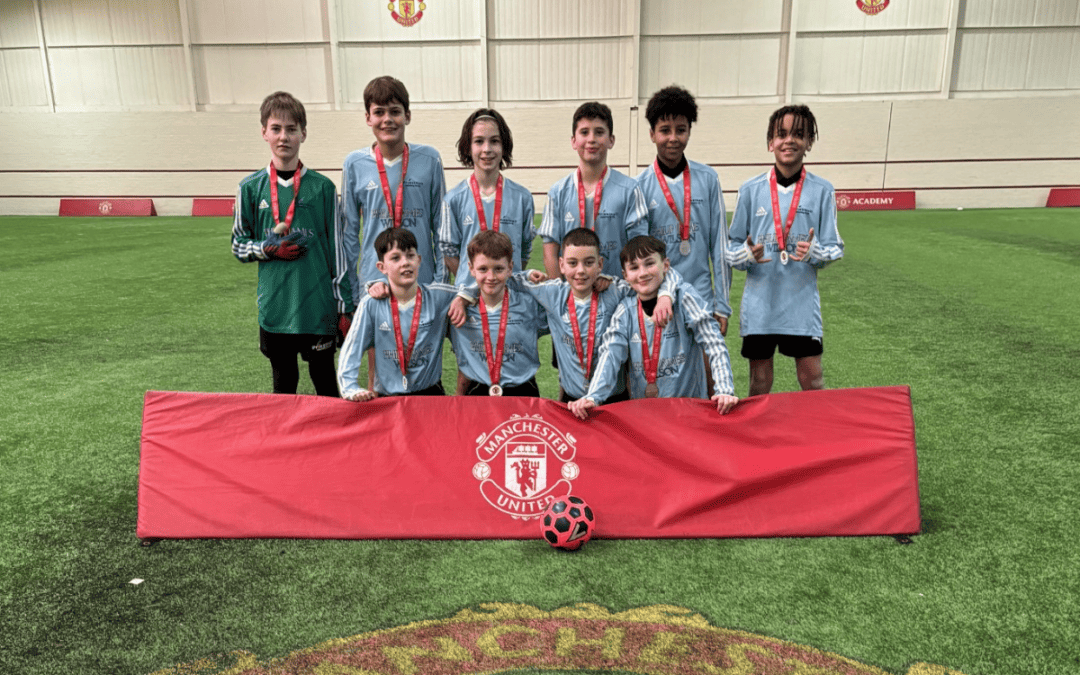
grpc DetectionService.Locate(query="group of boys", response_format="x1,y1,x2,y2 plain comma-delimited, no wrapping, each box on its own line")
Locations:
231,76,843,418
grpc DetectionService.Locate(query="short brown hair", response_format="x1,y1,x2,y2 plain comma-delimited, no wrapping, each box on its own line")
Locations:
456,108,514,169
374,228,418,261
572,102,613,136
467,230,513,264
364,76,410,113
620,235,667,269
561,228,601,252
260,91,306,130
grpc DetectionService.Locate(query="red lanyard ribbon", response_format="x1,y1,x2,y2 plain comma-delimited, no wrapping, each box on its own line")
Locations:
576,166,607,230
636,300,663,385
269,162,302,233
769,167,806,251
477,288,510,386
374,144,410,228
389,288,423,379
653,160,691,244
469,174,503,232
567,291,599,379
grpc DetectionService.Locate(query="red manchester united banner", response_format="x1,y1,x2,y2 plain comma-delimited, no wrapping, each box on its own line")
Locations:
137,387,920,539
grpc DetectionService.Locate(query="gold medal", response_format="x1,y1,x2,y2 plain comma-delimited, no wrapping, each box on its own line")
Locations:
645,382,659,398
679,239,691,255
272,222,288,235
489,384,503,397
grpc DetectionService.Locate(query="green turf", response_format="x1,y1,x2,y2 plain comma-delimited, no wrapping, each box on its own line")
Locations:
1,210,1078,675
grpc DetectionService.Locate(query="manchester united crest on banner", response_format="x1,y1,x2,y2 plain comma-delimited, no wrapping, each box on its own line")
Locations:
388,0,425,27
856,0,889,15
473,414,579,519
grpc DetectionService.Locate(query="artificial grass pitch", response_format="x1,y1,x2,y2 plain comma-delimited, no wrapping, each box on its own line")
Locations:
0,210,1078,675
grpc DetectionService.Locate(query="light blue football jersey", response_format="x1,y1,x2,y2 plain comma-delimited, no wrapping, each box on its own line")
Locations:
341,143,447,289
460,271,680,400
337,282,461,398
636,159,732,318
584,277,735,402
449,289,548,388
726,170,843,337
537,168,648,278
438,176,535,286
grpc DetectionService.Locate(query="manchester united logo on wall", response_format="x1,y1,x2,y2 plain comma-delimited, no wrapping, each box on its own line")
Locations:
856,0,889,15
388,0,425,27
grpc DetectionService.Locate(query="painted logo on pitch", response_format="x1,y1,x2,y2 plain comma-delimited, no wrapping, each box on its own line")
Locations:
388,0,425,27
473,414,578,519
149,603,971,675
857,0,889,15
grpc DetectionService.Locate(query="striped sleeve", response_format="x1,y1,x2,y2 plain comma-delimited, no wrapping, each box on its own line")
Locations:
626,184,649,238
807,187,844,269
681,285,735,396
709,173,732,317
330,187,355,313
231,181,268,262
583,301,631,404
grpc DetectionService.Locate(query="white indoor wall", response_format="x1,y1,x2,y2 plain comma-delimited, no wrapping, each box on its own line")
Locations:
4,0,1078,112
1,0,1079,213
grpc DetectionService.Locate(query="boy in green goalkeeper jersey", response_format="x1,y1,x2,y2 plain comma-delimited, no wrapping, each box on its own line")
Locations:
231,91,356,396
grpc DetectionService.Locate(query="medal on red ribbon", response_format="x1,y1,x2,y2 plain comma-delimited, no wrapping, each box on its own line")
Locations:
567,291,599,386
269,162,302,235
637,300,663,398
374,144,410,228
653,160,692,256
576,166,607,230
769,166,806,266
478,288,510,396
389,288,422,392
469,174,503,232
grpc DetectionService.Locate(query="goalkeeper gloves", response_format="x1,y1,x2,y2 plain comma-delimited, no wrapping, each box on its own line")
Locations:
337,313,352,346
263,230,306,261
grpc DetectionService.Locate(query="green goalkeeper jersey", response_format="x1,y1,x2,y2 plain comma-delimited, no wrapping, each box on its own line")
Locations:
231,165,355,335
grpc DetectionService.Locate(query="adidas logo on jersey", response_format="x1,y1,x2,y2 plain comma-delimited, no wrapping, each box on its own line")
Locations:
564,212,575,223
378,321,392,332
259,199,270,209
464,216,474,226
649,199,658,209
631,333,642,344
756,206,767,217
366,181,379,190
